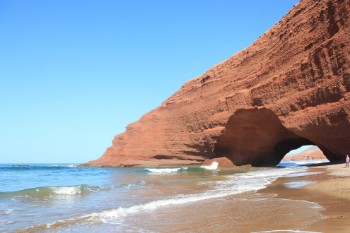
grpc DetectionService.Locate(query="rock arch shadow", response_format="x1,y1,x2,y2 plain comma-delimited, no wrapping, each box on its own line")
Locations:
214,108,324,166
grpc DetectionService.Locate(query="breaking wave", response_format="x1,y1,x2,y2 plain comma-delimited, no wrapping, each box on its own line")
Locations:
200,161,219,170
145,167,188,174
145,162,219,175
0,185,95,199
50,186,90,195
23,167,304,230
0,164,79,171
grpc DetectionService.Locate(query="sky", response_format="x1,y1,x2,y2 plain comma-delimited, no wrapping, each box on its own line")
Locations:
0,0,300,163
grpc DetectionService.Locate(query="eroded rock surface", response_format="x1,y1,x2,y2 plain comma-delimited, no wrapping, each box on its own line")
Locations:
87,0,350,167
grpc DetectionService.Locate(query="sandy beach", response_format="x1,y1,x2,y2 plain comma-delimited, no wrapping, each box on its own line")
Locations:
304,164,350,199
3,162,350,233
261,163,350,233
305,164,350,233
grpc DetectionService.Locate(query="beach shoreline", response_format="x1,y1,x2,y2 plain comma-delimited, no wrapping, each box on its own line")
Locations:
258,163,350,233
3,162,350,232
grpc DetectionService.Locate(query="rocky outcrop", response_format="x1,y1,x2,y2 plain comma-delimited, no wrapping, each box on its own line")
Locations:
86,0,350,167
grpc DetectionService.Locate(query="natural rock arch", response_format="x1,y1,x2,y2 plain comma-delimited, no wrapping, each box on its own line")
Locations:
86,0,350,168
213,108,337,166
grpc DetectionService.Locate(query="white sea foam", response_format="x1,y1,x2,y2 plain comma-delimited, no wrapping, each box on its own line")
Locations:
200,161,219,170
236,167,305,179
4,209,14,215
80,167,301,223
277,198,324,210
51,187,82,195
49,164,78,168
146,161,219,174
50,185,90,195
37,167,305,229
294,160,328,165
278,160,328,167
285,171,322,178
145,167,188,174
284,180,316,189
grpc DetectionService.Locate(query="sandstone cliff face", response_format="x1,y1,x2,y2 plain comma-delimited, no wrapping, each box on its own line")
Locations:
87,0,350,167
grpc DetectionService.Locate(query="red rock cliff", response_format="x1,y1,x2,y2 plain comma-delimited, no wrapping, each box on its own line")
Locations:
87,0,350,167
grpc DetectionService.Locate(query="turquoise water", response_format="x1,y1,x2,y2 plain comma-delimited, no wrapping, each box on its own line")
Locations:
0,163,325,232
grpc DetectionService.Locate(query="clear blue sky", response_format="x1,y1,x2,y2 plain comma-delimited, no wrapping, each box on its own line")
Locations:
0,0,299,163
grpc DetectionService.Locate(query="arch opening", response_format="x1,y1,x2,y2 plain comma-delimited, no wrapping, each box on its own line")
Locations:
213,108,332,167
279,145,329,166
286,145,316,156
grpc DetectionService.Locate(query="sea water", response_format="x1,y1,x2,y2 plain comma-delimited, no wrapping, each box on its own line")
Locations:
0,162,325,232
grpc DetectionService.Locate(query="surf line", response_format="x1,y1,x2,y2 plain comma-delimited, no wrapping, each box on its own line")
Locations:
32,167,305,229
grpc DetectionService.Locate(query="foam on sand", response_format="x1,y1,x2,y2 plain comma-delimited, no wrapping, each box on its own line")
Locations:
284,180,316,189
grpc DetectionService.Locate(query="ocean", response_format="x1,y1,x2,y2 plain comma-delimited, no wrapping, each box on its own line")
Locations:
0,162,326,233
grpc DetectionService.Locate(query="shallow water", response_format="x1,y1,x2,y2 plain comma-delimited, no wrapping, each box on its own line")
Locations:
0,163,325,232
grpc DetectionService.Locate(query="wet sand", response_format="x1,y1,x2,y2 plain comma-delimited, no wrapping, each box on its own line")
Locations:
12,164,350,233
122,191,324,233
261,164,350,233
121,167,330,233
304,164,350,233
